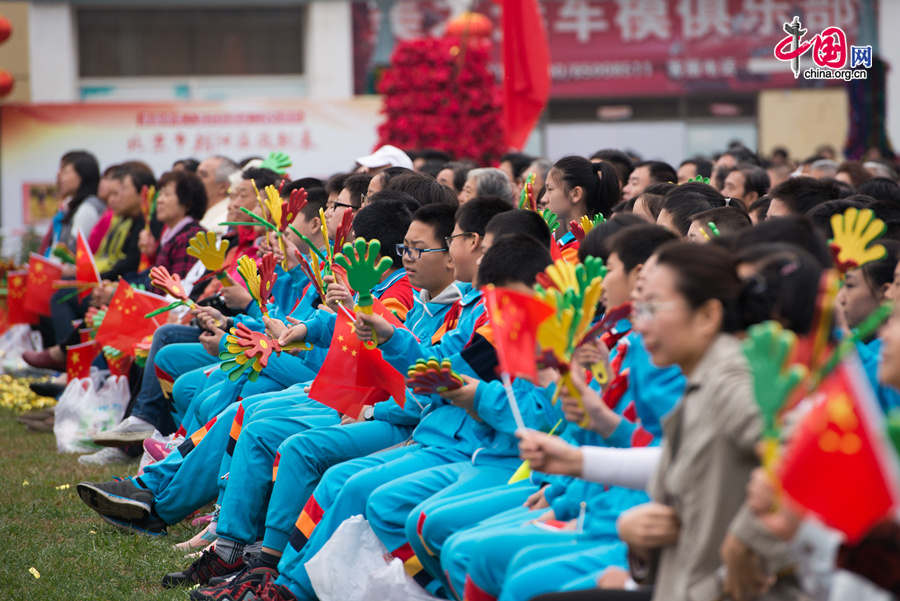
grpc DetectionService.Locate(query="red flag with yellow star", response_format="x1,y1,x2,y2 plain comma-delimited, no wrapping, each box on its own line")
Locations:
483,285,554,383
66,340,100,380
779,358,900,541
94,280,169,353
308,302,405,418
24,254,63,316
75,230,101,300
6,270,38,325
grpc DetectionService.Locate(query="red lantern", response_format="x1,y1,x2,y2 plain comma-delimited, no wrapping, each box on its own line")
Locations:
0,16,12,44
445,12,493,39
0,70,14,97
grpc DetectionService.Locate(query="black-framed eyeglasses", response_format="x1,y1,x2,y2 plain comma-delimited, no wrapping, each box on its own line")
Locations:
444,232,475,246
395,244,448,261
327,200,359,211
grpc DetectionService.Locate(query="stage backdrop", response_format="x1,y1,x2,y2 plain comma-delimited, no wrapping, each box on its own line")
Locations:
0,97,381,236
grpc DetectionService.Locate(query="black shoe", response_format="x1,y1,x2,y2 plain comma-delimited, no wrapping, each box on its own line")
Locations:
162,548,245,589
29,381,65,398
189,565,278,601
97,511,167,537
76,479,153,521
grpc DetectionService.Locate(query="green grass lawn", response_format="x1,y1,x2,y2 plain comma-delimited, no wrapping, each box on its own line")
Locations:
0,409,201,601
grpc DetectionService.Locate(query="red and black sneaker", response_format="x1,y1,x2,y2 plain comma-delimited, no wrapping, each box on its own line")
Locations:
161,548,244,588
189,565,278,601
254,580,298,601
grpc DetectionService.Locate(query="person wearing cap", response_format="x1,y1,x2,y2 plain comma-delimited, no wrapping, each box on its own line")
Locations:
356,144,415,173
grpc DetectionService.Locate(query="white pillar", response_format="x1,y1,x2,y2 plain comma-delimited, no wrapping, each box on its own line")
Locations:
27,1,78,102
880,0,900,153
305,0,354,99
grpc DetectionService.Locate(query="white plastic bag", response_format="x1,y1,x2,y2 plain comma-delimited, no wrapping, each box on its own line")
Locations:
53,375,130,453
305,515,436,601
0,324,42,375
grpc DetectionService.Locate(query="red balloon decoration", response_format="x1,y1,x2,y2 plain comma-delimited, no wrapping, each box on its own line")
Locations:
445,12,493,39
0,15,12,44
0,71,14,97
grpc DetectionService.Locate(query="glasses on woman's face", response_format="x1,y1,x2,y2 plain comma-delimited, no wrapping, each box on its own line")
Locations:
632,299,680,323
395,244,448,261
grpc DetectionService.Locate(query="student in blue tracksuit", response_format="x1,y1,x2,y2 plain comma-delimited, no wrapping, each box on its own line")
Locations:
180,201,509,594
249,235,555,601
74,199,408,535
543,156,618,255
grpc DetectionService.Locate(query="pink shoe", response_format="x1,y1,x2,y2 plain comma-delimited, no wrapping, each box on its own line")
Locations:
143,437,175,462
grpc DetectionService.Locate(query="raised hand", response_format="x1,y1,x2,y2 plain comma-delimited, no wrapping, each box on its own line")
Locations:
333,238,393,307
829,207,887,272
742,321,807,440
187,231,230,272
259,151,292,174
541,209,560,234
281,187,308,230
406,357,465,395
149,266,189,301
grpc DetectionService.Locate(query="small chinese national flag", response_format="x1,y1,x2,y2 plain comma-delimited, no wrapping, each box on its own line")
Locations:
94,280,169,353
308,301,406,418
483,285,554,383
6,271,38,325
75,230,101,300
66,340,100,380
24,254,63,316
779,358,900,542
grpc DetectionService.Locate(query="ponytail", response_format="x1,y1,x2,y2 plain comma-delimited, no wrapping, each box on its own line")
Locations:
552,156,619,219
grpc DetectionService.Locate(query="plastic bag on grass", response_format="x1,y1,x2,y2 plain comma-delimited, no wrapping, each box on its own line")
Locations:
305,514,436,601
53,375,129,453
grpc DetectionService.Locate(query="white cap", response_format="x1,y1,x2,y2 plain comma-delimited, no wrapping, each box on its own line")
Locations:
356,144,414,170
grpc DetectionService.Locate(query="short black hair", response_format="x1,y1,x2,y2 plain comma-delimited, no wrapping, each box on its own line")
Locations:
419,159,445,179
157,170,207,221
605,224,678,273
805,197,869,238
292,177,324,190
858,177,900,204
861,239,900,292
116,161,156,194
301,188,328,220
455,197,512,237
499,152,535,180
670,181,726,207
734,215,832,267
578,213,646,262
679,157,713,179
485,210,552,249
342,173,373,207
869,199,900,240
351,199,412,268
326,172,349,196
691,207,752,237
736,164,771,199
242,167,280,191
590,149,634,185
173,158,199,172
386,172,458,207
635,160,677,185
440,161,475,192
770,176,842,214
367,189,420,214
660,193,712,235
413,148,452,163
748,196,771,222
477,234,552,287
412,203,456,249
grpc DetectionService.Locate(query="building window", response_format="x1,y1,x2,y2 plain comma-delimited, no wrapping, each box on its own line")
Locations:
77,7,306,77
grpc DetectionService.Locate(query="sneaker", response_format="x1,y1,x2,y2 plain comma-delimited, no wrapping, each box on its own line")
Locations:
93,416,155,446
189,565,278,601
97,511,168,537
77,447,135,466
162,548,244,588
250,580,297,601
76,478,153,521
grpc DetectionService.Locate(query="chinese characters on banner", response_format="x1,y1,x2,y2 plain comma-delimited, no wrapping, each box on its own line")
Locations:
351,0,865,98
